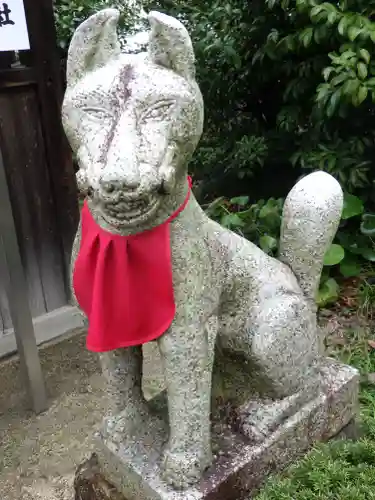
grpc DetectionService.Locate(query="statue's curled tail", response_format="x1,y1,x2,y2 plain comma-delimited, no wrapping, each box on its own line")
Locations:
279,171,343,305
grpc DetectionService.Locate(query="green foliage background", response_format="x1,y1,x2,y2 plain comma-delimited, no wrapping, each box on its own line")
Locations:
171,0,375,203
54,0,375,200
54,0,375,300
53,0,144,51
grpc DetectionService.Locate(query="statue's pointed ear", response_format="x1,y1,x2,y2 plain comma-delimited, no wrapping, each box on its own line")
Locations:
66,9,121,88
148,11,196,81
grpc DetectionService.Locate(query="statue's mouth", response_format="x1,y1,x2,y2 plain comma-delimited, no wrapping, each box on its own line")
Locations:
101,196,161,227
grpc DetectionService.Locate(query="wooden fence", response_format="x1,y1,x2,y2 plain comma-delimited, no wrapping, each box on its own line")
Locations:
0,0,82,410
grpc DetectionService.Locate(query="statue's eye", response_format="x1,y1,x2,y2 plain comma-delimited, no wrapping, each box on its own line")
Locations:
81,107,113,121
141,102,174,121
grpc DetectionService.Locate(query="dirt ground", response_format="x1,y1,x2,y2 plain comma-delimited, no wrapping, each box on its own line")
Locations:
0,330,165,500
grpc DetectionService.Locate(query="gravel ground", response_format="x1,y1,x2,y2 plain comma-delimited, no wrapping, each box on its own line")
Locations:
0,330,165,500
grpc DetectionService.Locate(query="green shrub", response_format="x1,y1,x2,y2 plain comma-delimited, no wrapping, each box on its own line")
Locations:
205,196,283,257
54,0,375,206
205,191,375,306
53,0,143,51
54,0,105,50
146,0,375,205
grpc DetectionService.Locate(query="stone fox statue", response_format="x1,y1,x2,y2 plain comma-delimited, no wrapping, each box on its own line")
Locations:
62,9,343,490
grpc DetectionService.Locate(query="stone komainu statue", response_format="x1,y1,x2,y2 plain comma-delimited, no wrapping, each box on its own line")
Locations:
62,9,343,490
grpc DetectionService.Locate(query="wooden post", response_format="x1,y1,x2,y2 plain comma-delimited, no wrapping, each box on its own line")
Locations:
22,0,79,289
0,146,47,414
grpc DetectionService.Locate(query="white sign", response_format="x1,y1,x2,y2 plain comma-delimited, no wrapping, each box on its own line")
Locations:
0,0,30,51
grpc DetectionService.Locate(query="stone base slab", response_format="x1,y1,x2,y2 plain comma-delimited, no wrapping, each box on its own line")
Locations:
90,359,358,500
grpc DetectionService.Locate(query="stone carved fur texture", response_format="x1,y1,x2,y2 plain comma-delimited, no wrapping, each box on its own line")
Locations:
62,9,343,490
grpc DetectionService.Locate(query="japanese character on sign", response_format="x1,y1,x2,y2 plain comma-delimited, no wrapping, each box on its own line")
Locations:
0,3,15,27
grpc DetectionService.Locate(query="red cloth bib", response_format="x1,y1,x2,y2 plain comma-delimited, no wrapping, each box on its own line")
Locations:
73,178,191,352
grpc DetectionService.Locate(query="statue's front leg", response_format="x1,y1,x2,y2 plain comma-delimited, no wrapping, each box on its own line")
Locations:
158,318,216,489
99,346,149,442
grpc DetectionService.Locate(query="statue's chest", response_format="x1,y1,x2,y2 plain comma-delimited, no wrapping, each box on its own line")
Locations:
169,220,226,307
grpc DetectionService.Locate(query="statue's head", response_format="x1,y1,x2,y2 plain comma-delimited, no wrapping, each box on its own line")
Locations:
62,9,203,230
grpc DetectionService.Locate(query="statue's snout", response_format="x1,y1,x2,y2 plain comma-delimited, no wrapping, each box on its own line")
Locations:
99,168,141,195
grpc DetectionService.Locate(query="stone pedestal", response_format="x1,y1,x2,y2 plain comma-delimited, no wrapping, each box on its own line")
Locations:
74,358,359,500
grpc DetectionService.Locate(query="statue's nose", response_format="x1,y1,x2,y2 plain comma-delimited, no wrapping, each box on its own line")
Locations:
99,170,140,193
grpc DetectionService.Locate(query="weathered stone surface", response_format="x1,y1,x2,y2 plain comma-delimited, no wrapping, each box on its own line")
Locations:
74,359,358,500
63,6,356,492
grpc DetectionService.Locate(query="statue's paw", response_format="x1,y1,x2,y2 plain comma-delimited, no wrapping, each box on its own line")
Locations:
161,447,212,490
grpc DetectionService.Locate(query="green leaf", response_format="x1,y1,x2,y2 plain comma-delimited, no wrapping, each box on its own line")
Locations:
259,201,278,219
339,255,362,277
342,193,364,219
357,62,368,80
259,235,278,253
316,83,331,103
360,248,375,262
337,230,365,251
221,213,245,229
359,48,371,64
230,196,249,207
257,200,281,231
326,155,336,171
316,277,340,307
310,5,323,20
323,244,345,266
361,214,375,236
357,86,368,105
348,26,361,41
331,73,348,86
327,89,341,117
323,66,334,81
205,197,226,217
338,17,348,36
342,78,360,96
300,27,313,47
327,11,337,24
